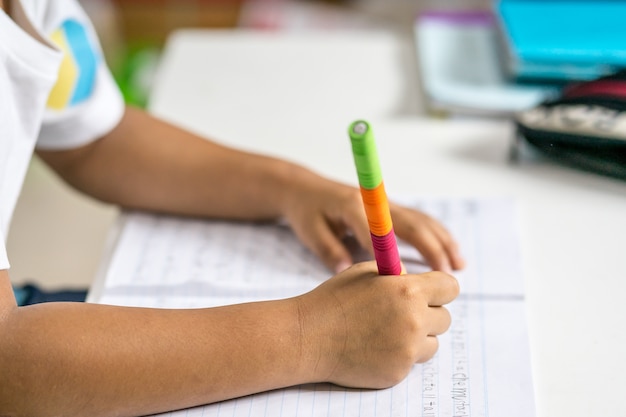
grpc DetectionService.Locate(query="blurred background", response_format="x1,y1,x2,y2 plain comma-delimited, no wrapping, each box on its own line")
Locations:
3,0,535,291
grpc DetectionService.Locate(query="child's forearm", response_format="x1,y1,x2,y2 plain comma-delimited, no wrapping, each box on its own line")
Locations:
36,106,310,221
0,292,308,417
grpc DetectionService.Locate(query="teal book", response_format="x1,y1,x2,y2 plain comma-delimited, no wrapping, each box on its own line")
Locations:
496,0,626,80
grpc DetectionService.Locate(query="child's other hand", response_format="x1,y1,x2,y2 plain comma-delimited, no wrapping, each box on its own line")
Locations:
295,261,459,388
282,177,465,274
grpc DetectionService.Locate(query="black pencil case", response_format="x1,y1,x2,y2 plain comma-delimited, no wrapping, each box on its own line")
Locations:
514,70,626,180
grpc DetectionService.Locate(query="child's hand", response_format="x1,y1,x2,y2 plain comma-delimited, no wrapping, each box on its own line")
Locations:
295,261,459,388
282,176,465,274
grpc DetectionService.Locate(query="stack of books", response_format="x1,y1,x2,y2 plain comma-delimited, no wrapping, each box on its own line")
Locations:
415,1,626,116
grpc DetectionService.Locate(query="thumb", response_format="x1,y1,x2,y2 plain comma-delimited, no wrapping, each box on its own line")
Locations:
296,216,353,273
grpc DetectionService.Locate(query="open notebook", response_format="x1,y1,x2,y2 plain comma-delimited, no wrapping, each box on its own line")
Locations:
93,197,535,417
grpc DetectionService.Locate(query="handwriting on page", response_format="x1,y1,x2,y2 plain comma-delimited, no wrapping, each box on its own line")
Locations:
99,198,535,417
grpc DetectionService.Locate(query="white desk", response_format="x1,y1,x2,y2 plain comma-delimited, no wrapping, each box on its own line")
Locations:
101,29,626,416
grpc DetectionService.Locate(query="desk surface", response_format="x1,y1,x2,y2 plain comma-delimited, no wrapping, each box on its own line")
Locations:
103,29,626,417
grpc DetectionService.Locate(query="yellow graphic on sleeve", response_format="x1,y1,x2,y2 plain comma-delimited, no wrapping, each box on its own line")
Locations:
47,29,78,110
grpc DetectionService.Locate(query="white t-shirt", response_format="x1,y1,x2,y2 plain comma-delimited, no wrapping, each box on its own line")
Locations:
0,0,124,270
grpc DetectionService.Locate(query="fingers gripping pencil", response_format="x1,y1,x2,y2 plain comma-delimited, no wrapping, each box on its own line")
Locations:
348,120,402,275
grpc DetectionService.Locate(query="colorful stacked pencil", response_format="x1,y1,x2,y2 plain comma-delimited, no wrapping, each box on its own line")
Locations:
348,120,402,275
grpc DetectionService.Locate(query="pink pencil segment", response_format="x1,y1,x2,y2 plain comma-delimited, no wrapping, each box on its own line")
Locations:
370,230,402,275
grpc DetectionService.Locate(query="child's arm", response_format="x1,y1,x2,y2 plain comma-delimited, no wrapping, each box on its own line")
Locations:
0,264,458,417
37,106,464,273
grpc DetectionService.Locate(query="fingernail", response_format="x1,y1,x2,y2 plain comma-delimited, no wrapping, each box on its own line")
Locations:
334,260,352,274
454,252,466,270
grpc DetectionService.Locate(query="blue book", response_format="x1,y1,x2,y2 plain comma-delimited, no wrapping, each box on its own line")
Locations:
496,0,626,80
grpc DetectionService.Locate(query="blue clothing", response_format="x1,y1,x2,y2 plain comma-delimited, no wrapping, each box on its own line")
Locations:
13,286,29,306
12,284,87,306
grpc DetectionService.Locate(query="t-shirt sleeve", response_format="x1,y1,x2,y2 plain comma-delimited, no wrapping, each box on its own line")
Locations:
35,1,124,150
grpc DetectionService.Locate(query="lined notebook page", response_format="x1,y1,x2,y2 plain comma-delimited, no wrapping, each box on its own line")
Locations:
97,198,535,417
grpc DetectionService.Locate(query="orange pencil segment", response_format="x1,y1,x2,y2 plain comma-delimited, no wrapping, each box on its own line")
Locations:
359,184,393,236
